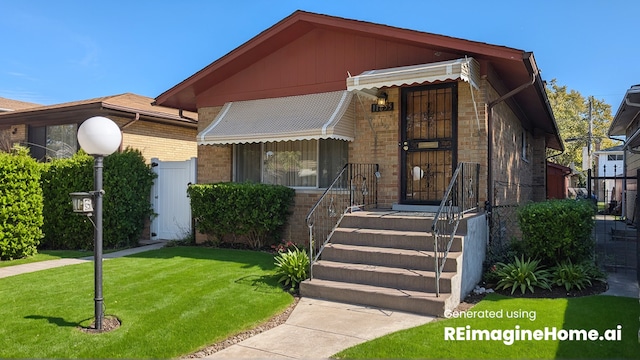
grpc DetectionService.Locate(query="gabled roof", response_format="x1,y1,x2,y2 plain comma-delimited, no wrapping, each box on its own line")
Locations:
155,10,561,150
0,93,197,128
0,97,41,112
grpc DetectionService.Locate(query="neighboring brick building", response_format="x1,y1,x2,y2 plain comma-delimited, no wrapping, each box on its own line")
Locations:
155,11,562,245
0,93,197,162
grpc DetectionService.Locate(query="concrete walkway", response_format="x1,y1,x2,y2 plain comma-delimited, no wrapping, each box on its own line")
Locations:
205,297,434,359
0,242,166,279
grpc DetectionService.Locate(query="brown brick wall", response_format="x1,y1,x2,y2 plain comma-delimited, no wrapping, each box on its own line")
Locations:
350,88,400,208
457,82,489,205
0,124,28,150
487,85,545,206
194,106,234,244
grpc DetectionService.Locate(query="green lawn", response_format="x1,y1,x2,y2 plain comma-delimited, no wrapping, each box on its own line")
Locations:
0,249,92,268
335,294,640,359
0,246,293,358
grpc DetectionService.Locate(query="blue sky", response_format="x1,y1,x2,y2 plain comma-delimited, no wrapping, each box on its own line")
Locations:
1,0,638,114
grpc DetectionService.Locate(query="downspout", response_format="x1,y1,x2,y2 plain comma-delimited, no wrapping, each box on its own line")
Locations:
121,112,140,130
119,112,140,152
178,109,197,122
487,70,537,207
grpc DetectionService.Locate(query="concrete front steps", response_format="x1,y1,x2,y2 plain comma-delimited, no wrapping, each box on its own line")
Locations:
300,211,464,317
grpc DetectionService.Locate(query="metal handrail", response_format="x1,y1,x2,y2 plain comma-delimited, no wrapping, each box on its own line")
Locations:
306,163,379,279
431,162,480,296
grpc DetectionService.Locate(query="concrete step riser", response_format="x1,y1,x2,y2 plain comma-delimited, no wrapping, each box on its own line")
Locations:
331,230,463,252
342,214,469,235
312,264,452,293
321,246,458,272
340,216,431,232
300,281,446,317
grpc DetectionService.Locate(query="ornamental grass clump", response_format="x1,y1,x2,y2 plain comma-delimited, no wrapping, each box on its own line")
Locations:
274,245,309,293
495,256,552,294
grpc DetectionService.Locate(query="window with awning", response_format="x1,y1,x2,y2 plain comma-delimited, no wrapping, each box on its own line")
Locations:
346,57,480,92
197,90,355,144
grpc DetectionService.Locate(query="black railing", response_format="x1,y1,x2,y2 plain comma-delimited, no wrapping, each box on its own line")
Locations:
431,162,480,296
305,163,379,278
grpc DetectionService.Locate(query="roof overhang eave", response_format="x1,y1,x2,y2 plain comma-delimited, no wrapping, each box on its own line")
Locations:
608,85,640,137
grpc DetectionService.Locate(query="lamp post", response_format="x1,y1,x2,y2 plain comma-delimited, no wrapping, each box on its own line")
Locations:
76,116,122,331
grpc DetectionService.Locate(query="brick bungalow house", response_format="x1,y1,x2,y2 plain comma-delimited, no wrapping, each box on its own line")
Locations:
0,93,197,162
155,11,562,315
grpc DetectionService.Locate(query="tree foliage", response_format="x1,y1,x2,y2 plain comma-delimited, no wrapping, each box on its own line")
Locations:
546,79,617,172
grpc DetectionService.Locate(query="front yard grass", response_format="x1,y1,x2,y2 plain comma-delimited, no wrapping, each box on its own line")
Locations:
335,294,640,359
0,246,293,358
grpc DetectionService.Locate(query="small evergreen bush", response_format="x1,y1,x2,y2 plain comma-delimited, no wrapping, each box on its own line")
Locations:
0,147,44,260
188,182,295,249
518,199,595,266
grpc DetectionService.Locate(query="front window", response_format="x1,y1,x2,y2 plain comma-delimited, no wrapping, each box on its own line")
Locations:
28,124,78,161
235,139,348,188
46,124,77,159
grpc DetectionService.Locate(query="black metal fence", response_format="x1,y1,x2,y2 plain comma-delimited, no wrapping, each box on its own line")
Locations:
587,168,638,282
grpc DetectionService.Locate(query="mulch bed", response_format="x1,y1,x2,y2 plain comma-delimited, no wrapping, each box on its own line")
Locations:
79,316,122,334
457,280,608,312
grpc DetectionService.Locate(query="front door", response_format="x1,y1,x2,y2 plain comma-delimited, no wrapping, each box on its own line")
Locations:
400,83,457,204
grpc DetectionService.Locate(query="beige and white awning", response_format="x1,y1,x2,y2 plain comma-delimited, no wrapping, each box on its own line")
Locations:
198,91,355,145
347,57,480,91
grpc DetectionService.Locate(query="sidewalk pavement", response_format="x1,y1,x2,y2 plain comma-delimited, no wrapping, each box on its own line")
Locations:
602,269,640,299
0,242,166,279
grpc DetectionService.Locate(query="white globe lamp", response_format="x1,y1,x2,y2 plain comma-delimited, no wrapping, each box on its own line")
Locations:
78,116,122,156
76,115,121,331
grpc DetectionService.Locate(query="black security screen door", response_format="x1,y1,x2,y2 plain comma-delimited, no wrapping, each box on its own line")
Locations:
400,83,457,204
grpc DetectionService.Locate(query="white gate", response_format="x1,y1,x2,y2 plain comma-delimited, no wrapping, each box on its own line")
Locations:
150,157,197,240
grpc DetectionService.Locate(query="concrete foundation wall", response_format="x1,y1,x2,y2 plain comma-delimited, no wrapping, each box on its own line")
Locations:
460,213,488,298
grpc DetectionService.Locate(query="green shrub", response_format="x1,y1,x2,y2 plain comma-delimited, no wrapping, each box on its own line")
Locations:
40,149,155,250
188,182,295,249
495,256,552,294
102,149,156,248
551,260,593,291
40,152,93,250
274,245,310,292
518,199,595,266
0,147,44,260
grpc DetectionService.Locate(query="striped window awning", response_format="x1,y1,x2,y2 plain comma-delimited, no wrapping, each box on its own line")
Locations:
198,90,355,145
347,57,480,91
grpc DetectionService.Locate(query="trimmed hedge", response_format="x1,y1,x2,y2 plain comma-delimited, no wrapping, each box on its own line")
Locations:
517,199,595,266
40,149,155,250
188,183,295,249
0,148,44,260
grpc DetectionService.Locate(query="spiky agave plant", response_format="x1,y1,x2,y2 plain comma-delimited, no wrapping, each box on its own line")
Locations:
495,256,552,294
